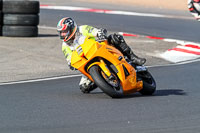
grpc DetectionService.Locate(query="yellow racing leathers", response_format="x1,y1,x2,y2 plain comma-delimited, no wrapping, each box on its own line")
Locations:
62,25,100,65
61,25,103,93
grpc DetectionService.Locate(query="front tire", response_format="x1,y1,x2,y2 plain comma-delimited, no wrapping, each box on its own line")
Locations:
89,65,123,98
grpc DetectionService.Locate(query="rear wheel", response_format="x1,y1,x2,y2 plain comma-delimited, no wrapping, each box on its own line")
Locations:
89,65,123,98
138,71,156,95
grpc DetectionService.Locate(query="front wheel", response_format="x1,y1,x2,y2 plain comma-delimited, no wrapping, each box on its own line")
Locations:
89,65,123,98
138,71,156,95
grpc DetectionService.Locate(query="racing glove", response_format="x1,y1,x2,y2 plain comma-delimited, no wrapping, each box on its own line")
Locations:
96,28,108,42
68,62,77,71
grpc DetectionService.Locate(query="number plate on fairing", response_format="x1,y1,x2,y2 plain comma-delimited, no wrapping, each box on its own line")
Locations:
76,46,83,55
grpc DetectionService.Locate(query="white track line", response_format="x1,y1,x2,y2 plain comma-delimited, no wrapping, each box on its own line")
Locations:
40,5,164,18
40,5,191,19
1,58,199,86
0,74,82,86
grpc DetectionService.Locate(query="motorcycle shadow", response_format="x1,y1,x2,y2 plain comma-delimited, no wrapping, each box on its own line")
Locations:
89,89,186,99
154,89,187,96
122,89,187,99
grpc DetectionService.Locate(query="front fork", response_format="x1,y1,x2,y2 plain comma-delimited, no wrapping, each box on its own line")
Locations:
87,58,112,78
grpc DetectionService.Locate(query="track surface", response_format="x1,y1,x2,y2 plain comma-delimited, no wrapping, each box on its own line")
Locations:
1,6,200,133
1,62,200,133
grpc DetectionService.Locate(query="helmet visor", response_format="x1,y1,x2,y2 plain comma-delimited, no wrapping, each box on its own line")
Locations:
59,29,70,40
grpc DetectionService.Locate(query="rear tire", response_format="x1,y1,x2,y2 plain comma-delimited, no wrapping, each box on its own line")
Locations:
89,65,123,98
138,71,156,95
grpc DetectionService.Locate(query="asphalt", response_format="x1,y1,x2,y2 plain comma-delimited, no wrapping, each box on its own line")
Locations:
0,61,200,133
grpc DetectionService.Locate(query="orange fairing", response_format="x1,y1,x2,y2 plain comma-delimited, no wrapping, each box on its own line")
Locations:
71,37,143,94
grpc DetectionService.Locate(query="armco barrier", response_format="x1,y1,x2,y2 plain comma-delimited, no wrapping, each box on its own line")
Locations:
1,0,40,37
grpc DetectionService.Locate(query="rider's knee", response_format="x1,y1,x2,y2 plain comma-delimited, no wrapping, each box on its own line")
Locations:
108,33,125,45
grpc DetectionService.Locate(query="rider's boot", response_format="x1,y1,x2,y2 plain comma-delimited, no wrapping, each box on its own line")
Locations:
79,75,97,93
108,33,146,66
128,50,146,66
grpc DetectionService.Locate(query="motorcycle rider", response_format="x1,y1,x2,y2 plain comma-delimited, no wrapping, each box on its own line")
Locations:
188,0,200,21
57,17,146,93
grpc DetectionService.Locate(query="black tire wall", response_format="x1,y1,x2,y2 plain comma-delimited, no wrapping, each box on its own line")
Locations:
3,26,38,37
0,11,2,24
0,0,2,10
3,1,39,14
0,6,2,36
0,25,2,36
1,0,40,37
3,14,39,26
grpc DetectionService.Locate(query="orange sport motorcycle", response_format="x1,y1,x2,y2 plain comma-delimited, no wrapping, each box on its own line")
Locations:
71,36,156,98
